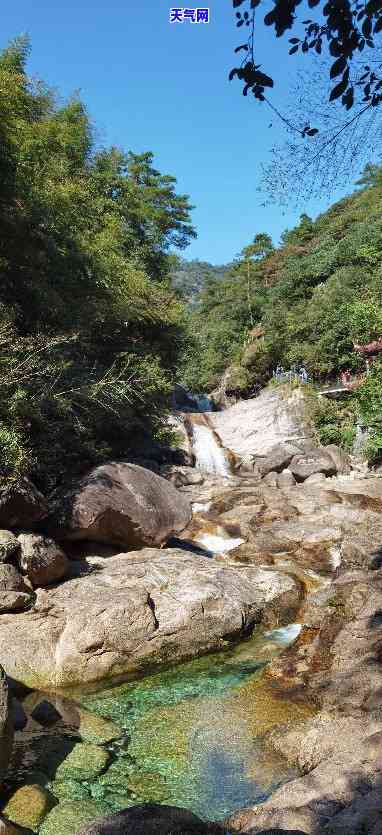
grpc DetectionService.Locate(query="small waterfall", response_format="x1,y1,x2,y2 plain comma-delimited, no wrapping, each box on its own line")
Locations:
190,417,232,476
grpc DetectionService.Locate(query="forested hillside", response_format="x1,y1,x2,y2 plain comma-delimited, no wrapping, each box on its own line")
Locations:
170,258,232,304
181,172,382,459
0,38,195,490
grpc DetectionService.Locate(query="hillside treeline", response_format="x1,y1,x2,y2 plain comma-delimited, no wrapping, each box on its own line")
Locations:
0,38,195,490
181,170,382,459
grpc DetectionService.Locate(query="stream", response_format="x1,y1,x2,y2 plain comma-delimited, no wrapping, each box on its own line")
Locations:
5,625,313,829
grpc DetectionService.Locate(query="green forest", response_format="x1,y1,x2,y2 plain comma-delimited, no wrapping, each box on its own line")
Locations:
1,37,382,489
180,169,382,459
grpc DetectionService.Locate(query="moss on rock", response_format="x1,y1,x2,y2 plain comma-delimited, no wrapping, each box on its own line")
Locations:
54,744,110,782
2,784,56,831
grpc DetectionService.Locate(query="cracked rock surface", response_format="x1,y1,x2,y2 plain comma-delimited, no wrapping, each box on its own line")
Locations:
0,549,300,689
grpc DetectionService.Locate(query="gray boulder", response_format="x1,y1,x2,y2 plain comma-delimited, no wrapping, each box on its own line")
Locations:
0,564,32,613
0,549,299,689
47,463,192,548
0,531,19,563
290,449,337,482
76,804,224,835
0,477,48,528
0,667,13,785
255,443,300,477
17,534,69,588
324,444,351,475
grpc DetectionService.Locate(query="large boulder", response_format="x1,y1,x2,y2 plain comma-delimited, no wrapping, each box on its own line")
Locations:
75,804,224,835
0,477,48,528
17,534,70,588
290,449,337,481
0,549,300,689
0,667,13,785
47,463,192,548
210,388,312,462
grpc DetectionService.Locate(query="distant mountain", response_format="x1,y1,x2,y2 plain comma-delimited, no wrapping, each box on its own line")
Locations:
170,258,233,304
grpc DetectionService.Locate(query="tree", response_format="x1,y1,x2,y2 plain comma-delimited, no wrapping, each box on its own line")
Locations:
230,1,382,199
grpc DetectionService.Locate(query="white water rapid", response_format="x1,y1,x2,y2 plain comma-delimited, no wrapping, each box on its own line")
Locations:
191,421,232,476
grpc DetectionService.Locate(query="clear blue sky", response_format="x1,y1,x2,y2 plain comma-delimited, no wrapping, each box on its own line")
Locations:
2,0,354,264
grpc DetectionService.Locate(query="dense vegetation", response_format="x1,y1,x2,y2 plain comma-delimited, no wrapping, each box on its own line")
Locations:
181,173,382,460
171,259,232,305
0,38,195,491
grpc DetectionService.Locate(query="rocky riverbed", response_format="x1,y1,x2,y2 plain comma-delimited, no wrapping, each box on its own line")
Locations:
0,427,382,834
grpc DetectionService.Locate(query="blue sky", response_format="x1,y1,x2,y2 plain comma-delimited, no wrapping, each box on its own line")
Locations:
2,0,356,263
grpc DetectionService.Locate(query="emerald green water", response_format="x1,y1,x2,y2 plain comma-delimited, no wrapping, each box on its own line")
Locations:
5,626,313,828
77,627,312,821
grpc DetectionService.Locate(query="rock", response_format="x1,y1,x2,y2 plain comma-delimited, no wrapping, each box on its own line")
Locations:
12,698,27,731
0,549,300,688
75,804,224,835
262,472,279,487
2,784,56,831
54,743,111,782
303,472,327,485
0,477,48,528
324,444,351,475
290,449,337,481
0,816,26,835
226,731,382,834
160,465,204,488
17,534,70,588
0,565,32,613
277,470,296,489
0,531,19,563
0,667,13,785
40,801,109,835
255,443,300,477
31,699,62,727
47,697,122,744
47,463,192,548
210,388,312,462
0,592,32,614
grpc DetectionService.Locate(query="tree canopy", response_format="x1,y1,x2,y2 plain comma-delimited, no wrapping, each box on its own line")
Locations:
0,37,195,489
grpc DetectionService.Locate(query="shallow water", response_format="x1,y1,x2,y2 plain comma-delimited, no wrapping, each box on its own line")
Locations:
78,626,312,821
4,626,313,827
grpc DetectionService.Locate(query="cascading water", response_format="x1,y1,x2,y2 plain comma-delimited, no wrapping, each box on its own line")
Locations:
191,419,232,476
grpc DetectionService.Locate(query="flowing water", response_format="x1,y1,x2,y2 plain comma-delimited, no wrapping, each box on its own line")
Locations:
190,421,232,477
5,626,313,829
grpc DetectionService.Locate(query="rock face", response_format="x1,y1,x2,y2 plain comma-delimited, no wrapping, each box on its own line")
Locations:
254,443,300,477
210,388,312,462
17,534,70,588
47,463,192,548
0,549,300,688
0,477,48,528
76,804,225,835
0,666,13,785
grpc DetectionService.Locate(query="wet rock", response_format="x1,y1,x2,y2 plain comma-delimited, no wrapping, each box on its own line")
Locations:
0,477,48,528
0,667,13,785
17,534,70,588
12,698,27,731
54,743,111,782
2,785,56,831
49,698,122,744
290,450,337,481
47,463,192,549
40,800,109,835
31,699,62,727
0,531,19,563
0,549,300,688
75,803,225,835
